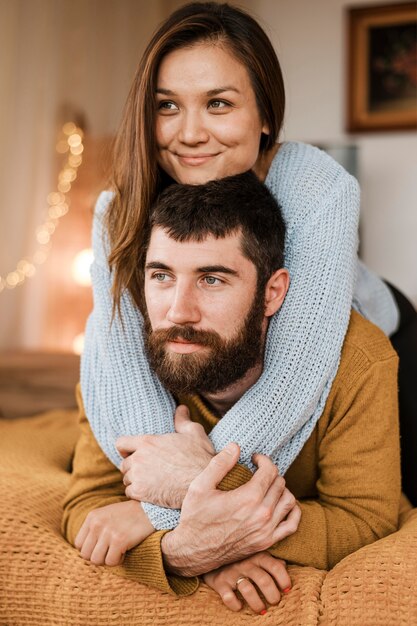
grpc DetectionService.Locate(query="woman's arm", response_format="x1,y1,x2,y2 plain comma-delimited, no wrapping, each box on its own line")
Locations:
61,385,198,596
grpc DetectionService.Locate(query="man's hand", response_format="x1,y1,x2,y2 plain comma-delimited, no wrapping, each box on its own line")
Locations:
161,443,301,576
116,405,215,508
203,552,291,614
74,500,154,566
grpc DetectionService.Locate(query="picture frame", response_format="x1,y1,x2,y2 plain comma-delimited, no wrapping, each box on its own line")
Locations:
347,2,417,132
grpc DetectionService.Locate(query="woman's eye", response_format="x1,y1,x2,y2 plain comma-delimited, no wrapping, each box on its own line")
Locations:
157,101,179,112
208,100,230,110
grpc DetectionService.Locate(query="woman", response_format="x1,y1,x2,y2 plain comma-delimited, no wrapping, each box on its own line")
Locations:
76,0,407,612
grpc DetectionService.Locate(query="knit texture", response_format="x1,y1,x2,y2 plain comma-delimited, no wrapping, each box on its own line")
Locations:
1,407,416,625
64,312,401,596
81,141,399,530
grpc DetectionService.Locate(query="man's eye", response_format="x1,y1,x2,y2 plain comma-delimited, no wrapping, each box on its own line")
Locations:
203,276,221,285
154,273,169,282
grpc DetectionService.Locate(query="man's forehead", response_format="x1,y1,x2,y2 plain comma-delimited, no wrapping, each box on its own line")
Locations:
146,226,247,268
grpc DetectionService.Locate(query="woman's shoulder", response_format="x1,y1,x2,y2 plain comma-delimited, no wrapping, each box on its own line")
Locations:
94,190,115,218
266,141,357,206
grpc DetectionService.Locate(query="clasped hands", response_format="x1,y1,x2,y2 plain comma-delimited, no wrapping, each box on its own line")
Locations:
76,405,301,614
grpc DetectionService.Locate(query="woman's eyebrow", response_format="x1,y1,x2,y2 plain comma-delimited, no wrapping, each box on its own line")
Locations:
155,86,240,96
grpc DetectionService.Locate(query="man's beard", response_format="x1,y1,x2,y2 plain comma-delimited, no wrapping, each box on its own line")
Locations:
143,287,266,395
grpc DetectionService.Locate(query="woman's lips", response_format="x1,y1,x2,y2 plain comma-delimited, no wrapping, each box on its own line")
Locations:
167,339,205,354
176,153,218,166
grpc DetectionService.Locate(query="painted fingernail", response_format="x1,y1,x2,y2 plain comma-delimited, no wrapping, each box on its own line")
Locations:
260,609,267,615
283,587,291,594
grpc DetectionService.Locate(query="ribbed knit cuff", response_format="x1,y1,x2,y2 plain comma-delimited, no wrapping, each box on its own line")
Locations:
112,530,199,596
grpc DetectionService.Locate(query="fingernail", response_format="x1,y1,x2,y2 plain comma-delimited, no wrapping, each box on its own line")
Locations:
260,609,267,615
225,442,235,454
283,587,291,594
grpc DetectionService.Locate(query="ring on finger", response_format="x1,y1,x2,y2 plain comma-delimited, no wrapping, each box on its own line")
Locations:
234,576,250,590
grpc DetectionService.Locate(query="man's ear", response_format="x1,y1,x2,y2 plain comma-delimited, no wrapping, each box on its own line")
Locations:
264,269,289,317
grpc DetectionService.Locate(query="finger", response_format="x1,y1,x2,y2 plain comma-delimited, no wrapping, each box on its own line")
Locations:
271,488,297,528
120,455,132,475
105,543,125,567
122,470,132,487
190,443,240,491
255,553,292,595
213,583,242,612
263,474,286,508
235,577,266,614
173,405,192,433
272,503,301,543
79,532,99,561
74,522,89,550
242,454,278,497
90,536,110,565
116,436,139,457
247,567,281,606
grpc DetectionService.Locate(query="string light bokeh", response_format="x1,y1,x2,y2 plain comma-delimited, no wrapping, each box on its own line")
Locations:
0,122,84,294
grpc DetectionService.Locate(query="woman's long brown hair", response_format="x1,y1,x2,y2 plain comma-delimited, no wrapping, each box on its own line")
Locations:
106,2,286,315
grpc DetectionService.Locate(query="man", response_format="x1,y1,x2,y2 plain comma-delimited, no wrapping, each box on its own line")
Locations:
62,172,400,611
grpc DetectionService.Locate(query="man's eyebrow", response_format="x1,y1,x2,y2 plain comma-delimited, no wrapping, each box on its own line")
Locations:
155,86,240,97
197,265,239,276
145,261,172,271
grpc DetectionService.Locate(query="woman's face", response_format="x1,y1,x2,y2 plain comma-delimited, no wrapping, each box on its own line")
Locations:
155,42,269,185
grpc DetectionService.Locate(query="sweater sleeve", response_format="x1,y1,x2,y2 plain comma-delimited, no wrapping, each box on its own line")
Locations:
61,384,199,596
81,144,391,534
268,350,401,570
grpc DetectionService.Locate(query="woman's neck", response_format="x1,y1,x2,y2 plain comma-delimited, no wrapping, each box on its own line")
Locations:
253,143,281,182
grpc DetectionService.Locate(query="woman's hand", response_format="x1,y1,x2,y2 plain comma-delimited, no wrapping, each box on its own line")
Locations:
74,500,154,566
203,552,291,614
117,405,215,508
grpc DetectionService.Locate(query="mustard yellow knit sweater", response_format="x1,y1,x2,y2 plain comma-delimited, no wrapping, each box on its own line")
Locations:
61,311,401,596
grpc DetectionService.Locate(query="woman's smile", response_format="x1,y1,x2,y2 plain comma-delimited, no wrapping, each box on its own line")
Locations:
155,42,269,185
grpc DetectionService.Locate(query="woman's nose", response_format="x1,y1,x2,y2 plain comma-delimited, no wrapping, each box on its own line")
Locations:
178,111,209,145
166,284,201,325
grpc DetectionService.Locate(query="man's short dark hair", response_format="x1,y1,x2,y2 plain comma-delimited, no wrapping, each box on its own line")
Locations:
146,171,286,287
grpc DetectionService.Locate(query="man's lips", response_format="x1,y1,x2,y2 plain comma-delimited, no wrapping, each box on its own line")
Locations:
166,339,206,354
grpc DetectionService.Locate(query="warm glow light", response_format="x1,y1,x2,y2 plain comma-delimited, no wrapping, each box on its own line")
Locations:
73,332,85,355
63,122,77,136
68,133,82,148
72,248,94,286
56,139,70,154
58,181,71,193
70,144,84,156
1,121,84,294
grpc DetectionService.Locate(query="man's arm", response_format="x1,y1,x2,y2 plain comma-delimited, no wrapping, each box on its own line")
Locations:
159,319,401,575
268,350,401,570
62,386,300,595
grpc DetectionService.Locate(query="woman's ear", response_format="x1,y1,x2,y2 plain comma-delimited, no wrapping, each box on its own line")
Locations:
264,269,289,317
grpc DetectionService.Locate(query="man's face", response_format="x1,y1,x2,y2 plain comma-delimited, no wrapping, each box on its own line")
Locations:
143,226,267,394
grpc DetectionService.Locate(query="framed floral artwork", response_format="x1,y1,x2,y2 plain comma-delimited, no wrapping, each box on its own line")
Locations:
347,2,417,132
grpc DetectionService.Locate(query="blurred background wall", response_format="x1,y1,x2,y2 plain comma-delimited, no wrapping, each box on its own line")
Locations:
0,0,416,353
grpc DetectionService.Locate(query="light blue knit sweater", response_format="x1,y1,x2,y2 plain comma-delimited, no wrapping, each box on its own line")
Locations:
81,142,399,530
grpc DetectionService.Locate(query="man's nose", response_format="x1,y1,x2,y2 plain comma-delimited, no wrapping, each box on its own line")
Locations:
166,283,201,325
178,110,209,145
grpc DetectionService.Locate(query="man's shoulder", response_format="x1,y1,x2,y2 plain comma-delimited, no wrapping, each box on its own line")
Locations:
336,310,398,391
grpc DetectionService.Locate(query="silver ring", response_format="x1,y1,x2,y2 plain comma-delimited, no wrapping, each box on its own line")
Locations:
235,576,249,590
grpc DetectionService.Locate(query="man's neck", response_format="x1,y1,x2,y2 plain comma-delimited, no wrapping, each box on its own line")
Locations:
200,360,263,417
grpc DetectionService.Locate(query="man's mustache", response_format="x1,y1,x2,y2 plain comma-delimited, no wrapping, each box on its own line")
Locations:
150,325,222,348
